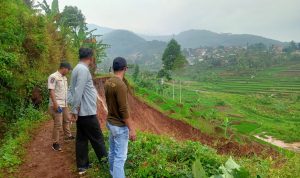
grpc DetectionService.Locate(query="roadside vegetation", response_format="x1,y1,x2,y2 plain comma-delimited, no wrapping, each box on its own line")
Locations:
0,0,105,174
86,131,300,177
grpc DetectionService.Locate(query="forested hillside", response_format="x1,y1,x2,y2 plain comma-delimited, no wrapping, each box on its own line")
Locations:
100,29,167,71
0,0,106,172
0,0,105,124
0,0,74,124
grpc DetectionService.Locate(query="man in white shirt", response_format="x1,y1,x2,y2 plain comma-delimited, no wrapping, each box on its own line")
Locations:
48,61,74,151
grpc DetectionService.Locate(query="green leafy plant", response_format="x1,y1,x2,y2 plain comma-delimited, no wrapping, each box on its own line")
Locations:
193,157,250,178
223,117,230,138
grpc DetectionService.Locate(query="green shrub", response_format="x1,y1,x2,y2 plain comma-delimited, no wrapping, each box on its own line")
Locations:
88,132,224,178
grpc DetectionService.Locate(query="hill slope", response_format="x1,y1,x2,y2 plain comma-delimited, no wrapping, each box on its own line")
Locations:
100,30,166,70
90,24,285,70
174,30,284,48
87,23,113,35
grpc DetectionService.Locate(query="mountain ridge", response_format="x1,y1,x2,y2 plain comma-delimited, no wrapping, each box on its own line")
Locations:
90,23,286,71
88,23,285,48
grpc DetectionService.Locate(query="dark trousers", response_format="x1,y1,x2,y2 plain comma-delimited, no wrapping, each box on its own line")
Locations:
76,115,107,168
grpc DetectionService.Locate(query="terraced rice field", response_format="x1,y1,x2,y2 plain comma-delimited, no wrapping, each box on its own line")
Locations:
185,65,300,95
140,63,300,143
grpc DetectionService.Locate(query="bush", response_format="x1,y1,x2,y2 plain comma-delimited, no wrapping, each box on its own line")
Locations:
87,132,224,178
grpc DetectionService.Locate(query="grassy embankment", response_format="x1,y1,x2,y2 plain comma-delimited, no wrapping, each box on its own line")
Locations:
0,106,47,176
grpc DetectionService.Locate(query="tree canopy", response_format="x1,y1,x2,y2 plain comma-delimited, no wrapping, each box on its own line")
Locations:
158,39,187,79
162,39,186,70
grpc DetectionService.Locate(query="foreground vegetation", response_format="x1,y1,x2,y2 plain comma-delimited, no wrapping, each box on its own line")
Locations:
86,131,300,178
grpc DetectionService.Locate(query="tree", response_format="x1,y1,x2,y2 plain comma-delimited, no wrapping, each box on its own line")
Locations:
37,0,59,18
133,64,140,82
284,41,298,53
37,3,107,76
60,6,86,34
59,6,87,47
157,69,171,80
24,0,35,8
290,41,297,50
162,39,186,70
159,39,187,79
82,35,108,75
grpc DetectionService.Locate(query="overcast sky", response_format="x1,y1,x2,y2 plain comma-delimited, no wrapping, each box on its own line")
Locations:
49,0,300,42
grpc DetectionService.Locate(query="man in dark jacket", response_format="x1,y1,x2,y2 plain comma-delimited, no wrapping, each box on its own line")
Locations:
105,57,136,178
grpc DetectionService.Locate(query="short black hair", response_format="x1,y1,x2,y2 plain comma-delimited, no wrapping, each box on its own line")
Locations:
79,47,93,60
113,57,127,71
59,61,72,70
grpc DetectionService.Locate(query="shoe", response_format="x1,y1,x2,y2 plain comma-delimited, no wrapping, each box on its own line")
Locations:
52,143,62,151
64,135,75,141
78,168,87,175
77,163,92,175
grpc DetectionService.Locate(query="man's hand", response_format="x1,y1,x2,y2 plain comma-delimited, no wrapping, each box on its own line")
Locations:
103,104,108,114
97,94,108,114
129,129,137,141
53,103,59,112
70,113,78,122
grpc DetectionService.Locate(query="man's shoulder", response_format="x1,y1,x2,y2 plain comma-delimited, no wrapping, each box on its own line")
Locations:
105,77,126,90
48,72,58,79
107,77,125,86
73,63,89,74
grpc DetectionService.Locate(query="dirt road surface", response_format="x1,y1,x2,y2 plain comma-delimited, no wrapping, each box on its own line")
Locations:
14,121,77,178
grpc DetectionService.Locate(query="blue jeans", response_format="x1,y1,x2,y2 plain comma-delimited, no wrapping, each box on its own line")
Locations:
107,122,129,178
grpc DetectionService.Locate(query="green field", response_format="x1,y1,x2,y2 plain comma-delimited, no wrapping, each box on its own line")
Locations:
133,62,300,143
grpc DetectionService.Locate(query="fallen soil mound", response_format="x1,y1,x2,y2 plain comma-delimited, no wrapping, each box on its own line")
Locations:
94,78,279,158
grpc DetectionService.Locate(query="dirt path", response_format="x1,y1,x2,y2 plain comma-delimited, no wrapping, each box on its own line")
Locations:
255,134,300,152
14,120,78,178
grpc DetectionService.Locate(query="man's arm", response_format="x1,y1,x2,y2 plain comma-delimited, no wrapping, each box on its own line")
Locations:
97,94,108,113
49,90,58,111
124,117,136,141
71,68,88,115
48,76,58,111
116,84,136,141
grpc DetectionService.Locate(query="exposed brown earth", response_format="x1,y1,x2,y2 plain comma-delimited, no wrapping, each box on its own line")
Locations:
13,121,78,178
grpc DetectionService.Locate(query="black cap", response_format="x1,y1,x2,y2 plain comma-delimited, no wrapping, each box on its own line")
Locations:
113,57,127,71
60,61,72,70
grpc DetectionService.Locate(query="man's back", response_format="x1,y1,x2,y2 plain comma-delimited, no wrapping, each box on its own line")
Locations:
70,63,97,116
104,76,129,127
